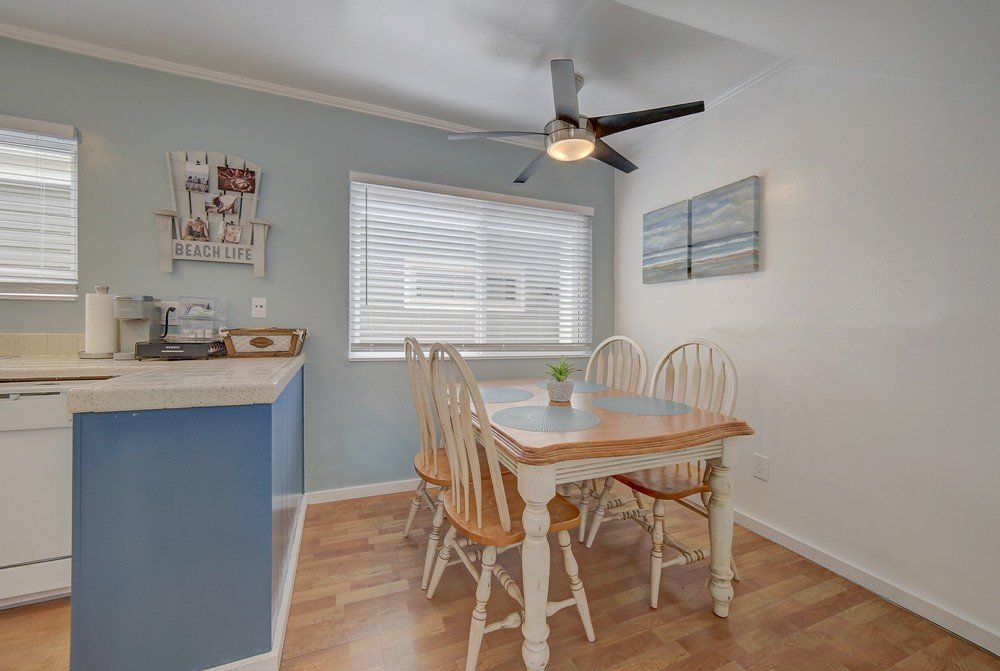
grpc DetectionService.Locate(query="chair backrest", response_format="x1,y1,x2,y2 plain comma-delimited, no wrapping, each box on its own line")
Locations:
585,335,648,394
647,339,738,415
428,342,509,533
404,337,441,477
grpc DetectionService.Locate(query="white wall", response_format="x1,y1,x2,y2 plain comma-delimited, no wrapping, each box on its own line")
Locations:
615,63,1000,651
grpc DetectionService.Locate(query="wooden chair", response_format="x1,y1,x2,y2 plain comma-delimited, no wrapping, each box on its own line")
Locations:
424,343,595,670
585,339,742,607
573,335,648,542
401,337,456,590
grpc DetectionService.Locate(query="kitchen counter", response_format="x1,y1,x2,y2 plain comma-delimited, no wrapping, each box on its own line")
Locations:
0,355,304,414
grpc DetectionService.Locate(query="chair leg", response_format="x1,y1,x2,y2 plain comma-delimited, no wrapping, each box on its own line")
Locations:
585,476,615,548
403,480,427,538
576,481,592,543
558,530,595,642
421,488,447,589
465,546,496,671
731,554,742,582
650,499,666,609
426,527,457,599
633,489,651,524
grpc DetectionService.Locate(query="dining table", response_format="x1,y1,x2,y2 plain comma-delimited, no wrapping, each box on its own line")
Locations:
473,378,755,671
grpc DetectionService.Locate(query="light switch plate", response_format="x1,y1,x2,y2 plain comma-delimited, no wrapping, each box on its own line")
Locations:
752,453,770,481
251,297,266,319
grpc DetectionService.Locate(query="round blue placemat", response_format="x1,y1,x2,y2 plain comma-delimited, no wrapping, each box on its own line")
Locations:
535,379,608,393
491,405,601,432
479,386,534,403
592,395,692,416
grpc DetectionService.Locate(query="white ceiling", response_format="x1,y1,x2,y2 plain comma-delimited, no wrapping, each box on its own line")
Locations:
619,0,1000,89
1,0,993,155
0,0,780,151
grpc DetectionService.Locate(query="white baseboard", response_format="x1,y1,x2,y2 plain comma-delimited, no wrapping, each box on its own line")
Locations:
734,509,1000,655
307,477,420,504
206,495,308,671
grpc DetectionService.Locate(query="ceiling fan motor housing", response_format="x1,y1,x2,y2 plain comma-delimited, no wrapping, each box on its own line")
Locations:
544,119,597,161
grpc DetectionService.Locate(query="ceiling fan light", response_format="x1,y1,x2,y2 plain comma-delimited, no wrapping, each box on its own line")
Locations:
544,125,597,162
547,138,595,161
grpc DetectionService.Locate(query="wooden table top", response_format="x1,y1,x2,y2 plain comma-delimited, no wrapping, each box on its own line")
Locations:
474,378,754,465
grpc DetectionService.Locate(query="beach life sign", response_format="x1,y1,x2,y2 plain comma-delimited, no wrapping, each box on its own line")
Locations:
642,175,759,283
173,240,253,264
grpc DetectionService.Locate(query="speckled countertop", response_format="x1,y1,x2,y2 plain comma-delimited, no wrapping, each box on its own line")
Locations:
0,355,305,414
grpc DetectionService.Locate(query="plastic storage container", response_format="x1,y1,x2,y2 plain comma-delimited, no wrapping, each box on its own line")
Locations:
172,296,228,342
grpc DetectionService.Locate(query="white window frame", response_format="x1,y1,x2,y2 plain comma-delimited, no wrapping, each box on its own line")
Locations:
0,114,79,300
348,172,594,360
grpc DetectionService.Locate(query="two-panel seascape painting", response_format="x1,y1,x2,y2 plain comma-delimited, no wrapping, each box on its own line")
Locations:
643,176,759,283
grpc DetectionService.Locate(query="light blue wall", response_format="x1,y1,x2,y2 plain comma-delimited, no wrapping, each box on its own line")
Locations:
0,37,615,491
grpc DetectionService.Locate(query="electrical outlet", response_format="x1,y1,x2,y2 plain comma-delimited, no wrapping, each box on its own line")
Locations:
251,297,266,319
752,453,770,481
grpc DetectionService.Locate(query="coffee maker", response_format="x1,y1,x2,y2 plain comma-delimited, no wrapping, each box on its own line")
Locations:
113,295,161,360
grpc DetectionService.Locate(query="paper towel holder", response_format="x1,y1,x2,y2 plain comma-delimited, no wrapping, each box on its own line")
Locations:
79,284,116,359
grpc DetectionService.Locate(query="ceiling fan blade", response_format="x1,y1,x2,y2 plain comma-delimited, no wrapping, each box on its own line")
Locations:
513,151,549,184
447,131,544,140
550,59,581,126
589,101,705,138
590,140,638,173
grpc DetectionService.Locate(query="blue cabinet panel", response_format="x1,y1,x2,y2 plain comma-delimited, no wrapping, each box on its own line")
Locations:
271,369,304,629
70,368,304,671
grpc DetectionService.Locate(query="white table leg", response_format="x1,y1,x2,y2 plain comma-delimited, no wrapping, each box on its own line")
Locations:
707,453,735,617
518,464,556,670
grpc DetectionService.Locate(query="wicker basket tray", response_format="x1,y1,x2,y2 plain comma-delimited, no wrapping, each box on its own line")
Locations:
221,328,307,357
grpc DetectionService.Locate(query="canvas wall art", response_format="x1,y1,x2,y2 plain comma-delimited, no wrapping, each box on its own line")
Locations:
690,175,759,278
642,200,690,283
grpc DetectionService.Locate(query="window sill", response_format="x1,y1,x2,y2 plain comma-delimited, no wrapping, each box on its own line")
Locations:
349,349,591,362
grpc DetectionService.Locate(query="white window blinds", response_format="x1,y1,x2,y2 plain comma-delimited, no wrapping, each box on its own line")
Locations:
0,117,79,299
349,175,593,358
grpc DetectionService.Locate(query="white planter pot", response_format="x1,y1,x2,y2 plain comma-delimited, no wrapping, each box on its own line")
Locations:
546,379,575,402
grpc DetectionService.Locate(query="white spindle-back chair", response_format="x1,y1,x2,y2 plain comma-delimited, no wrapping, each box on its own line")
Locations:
585,339,743,607
402,337,456,590
648,339,738,416
585,334,649,394
574,335,649,541
425,343,595,670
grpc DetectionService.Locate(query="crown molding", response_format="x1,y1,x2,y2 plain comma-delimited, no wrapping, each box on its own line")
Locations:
626,57,795,156
0,22,543,150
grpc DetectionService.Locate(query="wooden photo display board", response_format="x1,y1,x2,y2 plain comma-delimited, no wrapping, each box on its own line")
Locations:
153,150,272,277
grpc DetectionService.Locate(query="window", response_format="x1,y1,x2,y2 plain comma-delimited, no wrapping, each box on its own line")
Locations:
0,114,79,300
349,173,593,359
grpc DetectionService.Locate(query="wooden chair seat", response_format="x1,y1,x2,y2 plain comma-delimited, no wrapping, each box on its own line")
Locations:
444,472,580,546
414,448,492,487
613,465,709,500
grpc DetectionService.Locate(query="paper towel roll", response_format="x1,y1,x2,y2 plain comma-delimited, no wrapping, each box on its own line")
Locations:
83,288,116,356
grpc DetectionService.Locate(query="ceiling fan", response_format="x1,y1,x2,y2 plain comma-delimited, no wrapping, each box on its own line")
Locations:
448,59,705,184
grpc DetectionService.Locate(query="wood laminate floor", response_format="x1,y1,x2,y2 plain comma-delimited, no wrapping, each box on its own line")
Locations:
2,488,997,670
279,489,998,671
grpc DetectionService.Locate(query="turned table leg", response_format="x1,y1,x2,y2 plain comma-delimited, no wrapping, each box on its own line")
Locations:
518,464,556,670
707,452,735,617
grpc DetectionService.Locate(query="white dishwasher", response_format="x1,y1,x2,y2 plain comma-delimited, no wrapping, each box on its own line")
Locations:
0,378,102,609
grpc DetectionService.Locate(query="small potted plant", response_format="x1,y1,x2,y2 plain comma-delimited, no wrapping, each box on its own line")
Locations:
545,356,580,403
